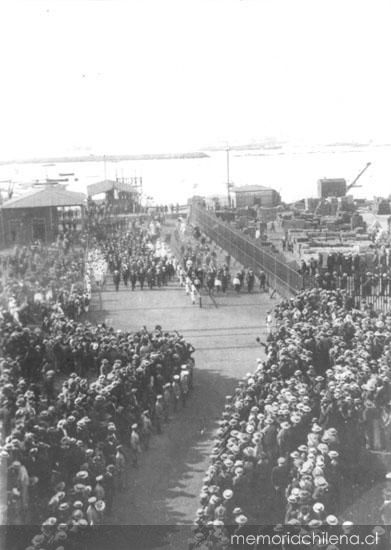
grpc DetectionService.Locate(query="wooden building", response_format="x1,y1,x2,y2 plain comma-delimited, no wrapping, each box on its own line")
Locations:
87,179,141,213
317,178,347,199
0,186,85,247
232,185,281,208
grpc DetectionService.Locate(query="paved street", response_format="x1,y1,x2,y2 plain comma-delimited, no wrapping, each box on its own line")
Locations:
89,276,275,548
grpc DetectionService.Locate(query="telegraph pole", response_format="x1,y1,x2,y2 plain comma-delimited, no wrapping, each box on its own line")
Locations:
226,146,231,208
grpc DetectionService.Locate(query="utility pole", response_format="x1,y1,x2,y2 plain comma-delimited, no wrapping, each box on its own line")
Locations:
226,146,231,208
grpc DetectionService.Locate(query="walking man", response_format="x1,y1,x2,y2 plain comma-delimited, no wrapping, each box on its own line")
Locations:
130,424,142,467
113,269,120,292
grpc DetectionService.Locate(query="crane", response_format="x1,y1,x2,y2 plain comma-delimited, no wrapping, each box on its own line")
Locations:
346,162,371,194
7,180,15,199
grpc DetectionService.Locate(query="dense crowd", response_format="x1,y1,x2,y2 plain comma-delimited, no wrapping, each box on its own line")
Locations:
0,219,197,550
0,235,91,325
1,316,194,526
190,288,391,548
91,222,178,292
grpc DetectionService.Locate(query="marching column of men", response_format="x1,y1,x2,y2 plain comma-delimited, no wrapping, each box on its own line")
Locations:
94,224,177,292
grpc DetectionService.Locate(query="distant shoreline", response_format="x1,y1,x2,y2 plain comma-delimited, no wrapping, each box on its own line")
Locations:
0,152,210,166
1,142,391,167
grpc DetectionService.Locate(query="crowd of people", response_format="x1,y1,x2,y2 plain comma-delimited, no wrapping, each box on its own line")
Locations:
4,207,391,549
0,234,91,325
90,222,178,293
1,315,195,524
190,287,391,548
174,225,268,298
0,217,198,550
298,248,391,302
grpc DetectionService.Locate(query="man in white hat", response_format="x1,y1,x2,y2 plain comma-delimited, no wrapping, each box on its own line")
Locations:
312,502,325,523
154,395,165,434
180,366,190,407
95,499,106,524
11,461,29,521
130,424,142,467
172,375,182,412
140,410,153,451
162,383,172,422
341,520,354,535
86,497,99,525
222,489,234,522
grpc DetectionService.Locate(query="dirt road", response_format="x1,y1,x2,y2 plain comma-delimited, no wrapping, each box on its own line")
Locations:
89,275,275,549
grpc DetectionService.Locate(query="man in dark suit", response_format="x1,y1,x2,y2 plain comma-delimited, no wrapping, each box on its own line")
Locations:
271,457,289,516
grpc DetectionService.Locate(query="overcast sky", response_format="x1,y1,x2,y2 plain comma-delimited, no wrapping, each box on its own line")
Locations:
0,0,390,159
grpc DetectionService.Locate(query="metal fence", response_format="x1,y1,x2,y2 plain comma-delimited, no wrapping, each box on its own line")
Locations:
189,203,307,297
328,276,391,312
352,294,391,312
189,203,391,312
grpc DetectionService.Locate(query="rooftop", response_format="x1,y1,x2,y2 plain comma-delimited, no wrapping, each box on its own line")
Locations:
318,178,347,184
2,186,86,209
87,179,138,196
232,185,273,193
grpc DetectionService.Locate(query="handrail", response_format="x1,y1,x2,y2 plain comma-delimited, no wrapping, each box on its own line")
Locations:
189,203,307,297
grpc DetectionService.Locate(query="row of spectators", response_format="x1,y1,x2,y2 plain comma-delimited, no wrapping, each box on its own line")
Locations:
298,248,391,299
298,249,389,277
310,269,391,298
189,288,391,548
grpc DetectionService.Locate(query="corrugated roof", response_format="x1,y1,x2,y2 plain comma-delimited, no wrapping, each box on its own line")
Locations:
318,178,346,183
87,180,137,196
232,185,272,193
2,187,86,209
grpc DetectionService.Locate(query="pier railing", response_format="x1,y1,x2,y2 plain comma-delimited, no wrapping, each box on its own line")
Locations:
189,203,306,297
189,203,391,311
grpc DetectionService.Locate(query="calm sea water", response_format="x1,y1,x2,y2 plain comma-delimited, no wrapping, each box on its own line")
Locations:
1,146,390,205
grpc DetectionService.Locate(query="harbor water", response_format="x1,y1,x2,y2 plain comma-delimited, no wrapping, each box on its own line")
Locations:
0,145,390,204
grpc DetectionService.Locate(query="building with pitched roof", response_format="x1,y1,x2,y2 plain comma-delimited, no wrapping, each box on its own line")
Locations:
87,179,138,197
0,186,86,246
86,178,142,214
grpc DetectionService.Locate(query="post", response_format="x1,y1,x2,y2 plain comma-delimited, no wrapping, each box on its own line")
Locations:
226,147,231,208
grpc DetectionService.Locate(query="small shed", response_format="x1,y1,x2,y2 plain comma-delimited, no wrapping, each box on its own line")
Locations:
317,178,347,199
0,186,85,246
232,185,281,208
